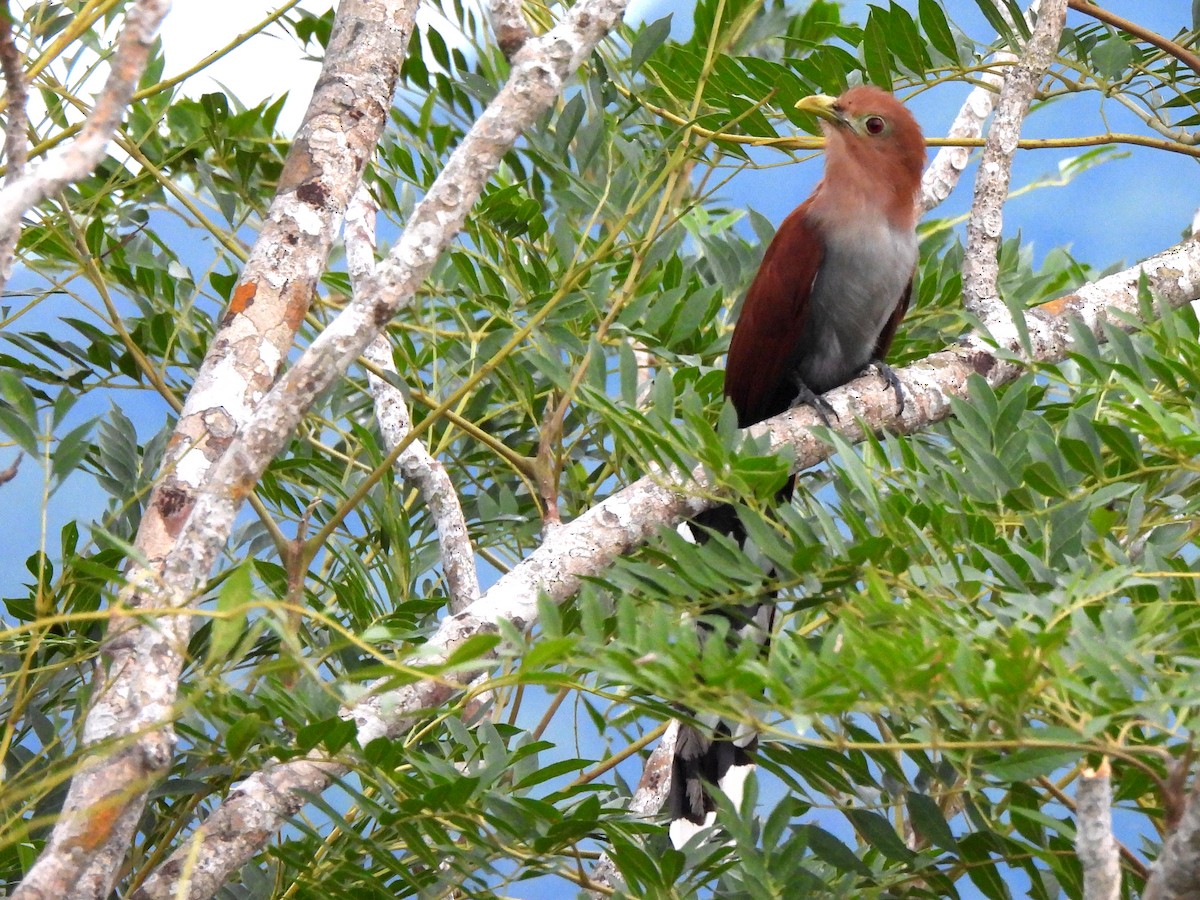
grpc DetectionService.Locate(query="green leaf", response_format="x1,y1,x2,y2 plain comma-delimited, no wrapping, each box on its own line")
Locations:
209,562,252,664
51,417,96,484
1091,36,1133,80
226,714,262,758
862,11,894,90
972,0,1018,47
988,747,1079,782
631,15,672,74
919,0,958,61
884,2,931,74
0,405,37,456
0,370,36,423
802,824,873,875
443,632,502,669
906,791,958,852
846,808,913,861
960,832,1012,900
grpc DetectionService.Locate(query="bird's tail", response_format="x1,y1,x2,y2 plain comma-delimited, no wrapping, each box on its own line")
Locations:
662,494,782,844
667,718,759,848
666,500,779,847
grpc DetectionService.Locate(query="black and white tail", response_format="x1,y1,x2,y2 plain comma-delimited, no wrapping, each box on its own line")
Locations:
666,506,777,848
667,718,759,847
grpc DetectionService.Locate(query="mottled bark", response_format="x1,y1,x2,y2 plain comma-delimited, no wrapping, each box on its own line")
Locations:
1076,761,1121,900
13,1,415,897
962,0,1068,318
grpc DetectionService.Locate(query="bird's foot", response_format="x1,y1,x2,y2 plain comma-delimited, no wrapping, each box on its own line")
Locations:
867,359,905,416
790,379,838,427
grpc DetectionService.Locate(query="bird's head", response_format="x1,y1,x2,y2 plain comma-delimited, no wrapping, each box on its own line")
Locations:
795,85,926,221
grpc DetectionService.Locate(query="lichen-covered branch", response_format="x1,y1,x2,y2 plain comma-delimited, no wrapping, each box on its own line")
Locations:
588,722,679,893
1076,760,1121,900
490,0,531,59
920,59,1012,213
0,0,170,291
347,187,481,612
123,0,630,895
1144,773,1200,900
962,0,1067,318
131,0,416,586
12,2,417,897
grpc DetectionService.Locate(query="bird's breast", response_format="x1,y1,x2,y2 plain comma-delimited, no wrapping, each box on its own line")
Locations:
796,219,917,392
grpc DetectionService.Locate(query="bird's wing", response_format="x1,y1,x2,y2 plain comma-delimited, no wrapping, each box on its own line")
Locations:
872,273,914,360
724,199,825,428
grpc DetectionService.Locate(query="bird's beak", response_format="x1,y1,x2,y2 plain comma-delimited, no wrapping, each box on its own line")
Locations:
794,94,843,126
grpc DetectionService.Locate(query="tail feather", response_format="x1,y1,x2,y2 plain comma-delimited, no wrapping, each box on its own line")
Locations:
667,504,779,847
667,722,758,847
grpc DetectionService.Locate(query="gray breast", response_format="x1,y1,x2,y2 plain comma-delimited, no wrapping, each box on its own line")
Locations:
793,219,917,393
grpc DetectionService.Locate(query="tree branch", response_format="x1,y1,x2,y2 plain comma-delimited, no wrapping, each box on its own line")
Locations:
130,0,416,585
12,1,417,897
0,0,170,293
0,6,28,285
131,233,1200,898
588,721,679,893
1076,759,1121,900
124,0,631,894
1145,769,1200,900
347,187,481,613
490,0,531,59
962,0,1068,319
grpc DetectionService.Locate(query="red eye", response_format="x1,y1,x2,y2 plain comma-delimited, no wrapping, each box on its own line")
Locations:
865,116,886,135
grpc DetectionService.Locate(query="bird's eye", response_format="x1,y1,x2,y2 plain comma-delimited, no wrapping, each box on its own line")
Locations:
865,116,886,135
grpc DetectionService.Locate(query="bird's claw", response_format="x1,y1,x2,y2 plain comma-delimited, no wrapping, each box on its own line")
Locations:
790,379,838,427
868,359,905,416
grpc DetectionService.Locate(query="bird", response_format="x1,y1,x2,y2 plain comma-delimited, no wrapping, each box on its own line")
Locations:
666,85,926,848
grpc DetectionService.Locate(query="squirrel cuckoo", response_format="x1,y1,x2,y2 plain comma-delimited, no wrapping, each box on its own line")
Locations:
668,86,926,847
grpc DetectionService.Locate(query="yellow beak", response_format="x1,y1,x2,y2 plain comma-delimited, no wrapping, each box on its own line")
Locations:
794,94,842,125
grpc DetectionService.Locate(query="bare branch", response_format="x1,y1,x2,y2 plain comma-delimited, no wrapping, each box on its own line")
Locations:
0,0,170,290
962,0,1068,319
130,757,345,900
1076,759,1121,900
0,6,28,286
348,187,481,612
